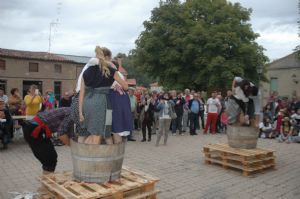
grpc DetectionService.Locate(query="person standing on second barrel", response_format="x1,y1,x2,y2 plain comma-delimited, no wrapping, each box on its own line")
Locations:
79,46,128,145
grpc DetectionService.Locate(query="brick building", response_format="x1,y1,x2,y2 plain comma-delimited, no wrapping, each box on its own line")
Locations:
0,48,136,99
0,48,89,99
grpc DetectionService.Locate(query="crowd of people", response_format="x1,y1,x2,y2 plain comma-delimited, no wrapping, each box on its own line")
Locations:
128,88,230,145
260,91,300,143
0,87,73,149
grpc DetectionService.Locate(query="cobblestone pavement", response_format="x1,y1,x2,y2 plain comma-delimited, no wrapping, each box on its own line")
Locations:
0,131,300,199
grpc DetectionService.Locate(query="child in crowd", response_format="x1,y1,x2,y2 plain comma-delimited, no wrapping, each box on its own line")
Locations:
259,117,275,139
291,108,300,142
220,111,228,133
278,117,293,143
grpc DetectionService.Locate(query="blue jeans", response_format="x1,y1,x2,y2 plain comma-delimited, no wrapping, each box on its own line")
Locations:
277,134,292,143
172,115,183,134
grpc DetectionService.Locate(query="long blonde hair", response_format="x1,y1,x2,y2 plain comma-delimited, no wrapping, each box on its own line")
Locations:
95,46,110,77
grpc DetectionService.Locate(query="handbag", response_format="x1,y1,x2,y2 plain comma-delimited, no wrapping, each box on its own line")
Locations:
169,105,177,119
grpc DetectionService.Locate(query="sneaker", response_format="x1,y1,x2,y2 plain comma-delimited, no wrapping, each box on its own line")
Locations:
172,133,176,136
141,139,146,142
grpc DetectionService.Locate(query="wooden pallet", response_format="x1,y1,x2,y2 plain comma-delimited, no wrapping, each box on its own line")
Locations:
203,143,276,176
38,167,160,199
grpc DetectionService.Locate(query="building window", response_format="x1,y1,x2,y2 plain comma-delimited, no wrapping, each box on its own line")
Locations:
54,64,62,73
0,80,7,93
54,81,62,100
0,59,5,70
29,62,39,72
270,77,278,92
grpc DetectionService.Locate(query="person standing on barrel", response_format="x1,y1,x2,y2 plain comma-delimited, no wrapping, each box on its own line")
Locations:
78,46,128,145
21,107,73,174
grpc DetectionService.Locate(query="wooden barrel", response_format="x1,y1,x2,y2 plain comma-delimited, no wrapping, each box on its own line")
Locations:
227,126,259,149
70,139,125,183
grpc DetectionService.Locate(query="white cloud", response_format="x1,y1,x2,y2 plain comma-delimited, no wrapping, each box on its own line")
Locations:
0,0,298,60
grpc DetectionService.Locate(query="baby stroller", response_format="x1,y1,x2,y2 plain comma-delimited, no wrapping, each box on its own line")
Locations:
220,111,228,133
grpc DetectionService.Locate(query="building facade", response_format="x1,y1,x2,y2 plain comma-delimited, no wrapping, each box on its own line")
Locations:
0,48,88,99
262,52,300,104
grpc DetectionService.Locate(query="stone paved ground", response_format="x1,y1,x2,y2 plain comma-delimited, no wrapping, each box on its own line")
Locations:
1,131,300,199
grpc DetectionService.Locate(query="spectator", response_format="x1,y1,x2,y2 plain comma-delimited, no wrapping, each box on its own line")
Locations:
0,89,8,104
24,85,43,116
0,98,12,149
172,92,185,135
188,93,201,135
220,111,228,133
8,88,22,115
140,93,154,142
291,108,300,142
216,94,225,133
59,91,72,107
204,91,220,134
127,88,137,141
198,92,206,130
182,89,192,132
263,104,274,123
152,91,160,134
289,96,299,114
278,117,293,143
259,117,275,138
43,90,57,111
155,92,175,146
274,109,288,134
224,90,232,108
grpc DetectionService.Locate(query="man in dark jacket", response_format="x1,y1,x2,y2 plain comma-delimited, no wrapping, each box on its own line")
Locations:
172,92,185,135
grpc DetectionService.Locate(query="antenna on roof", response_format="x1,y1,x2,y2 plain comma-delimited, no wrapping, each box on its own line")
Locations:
48,1,62,53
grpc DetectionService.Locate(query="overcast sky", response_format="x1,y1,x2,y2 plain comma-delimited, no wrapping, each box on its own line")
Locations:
0,0,298,61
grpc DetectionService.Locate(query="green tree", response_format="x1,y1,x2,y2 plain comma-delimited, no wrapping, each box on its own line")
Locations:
133,0,268,92
114,52,154,87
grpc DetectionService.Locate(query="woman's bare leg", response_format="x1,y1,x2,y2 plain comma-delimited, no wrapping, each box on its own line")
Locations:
78,136,86,143
84,135,101,145
105,137,113,145
113,133,122,144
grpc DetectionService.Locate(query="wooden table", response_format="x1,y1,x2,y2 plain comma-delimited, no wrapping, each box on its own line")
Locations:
12,115,34,120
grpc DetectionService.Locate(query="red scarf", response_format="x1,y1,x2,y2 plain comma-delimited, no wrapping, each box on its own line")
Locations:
31,116,52,138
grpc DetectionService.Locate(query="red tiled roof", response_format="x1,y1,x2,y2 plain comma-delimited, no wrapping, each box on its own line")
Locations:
0,48,76,63
127,79,136,86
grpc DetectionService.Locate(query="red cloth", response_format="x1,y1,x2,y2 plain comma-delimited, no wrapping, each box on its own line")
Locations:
31,116,52,138
220,112,228,125
204,112,218,133
185,95,190,103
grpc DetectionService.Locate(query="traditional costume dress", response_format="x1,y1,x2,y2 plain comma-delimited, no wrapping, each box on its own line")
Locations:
81,61,116,138
71,58,98,137
109,72,133,136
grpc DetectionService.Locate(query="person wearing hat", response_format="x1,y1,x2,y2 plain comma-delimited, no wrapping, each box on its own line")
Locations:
21,107,72,173
278,116,293,143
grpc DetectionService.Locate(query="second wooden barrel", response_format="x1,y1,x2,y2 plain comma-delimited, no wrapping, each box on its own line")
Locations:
70,139,125,183
227,126,259,149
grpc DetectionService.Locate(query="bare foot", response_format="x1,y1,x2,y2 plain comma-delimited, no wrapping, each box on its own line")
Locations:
113,134,122,144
